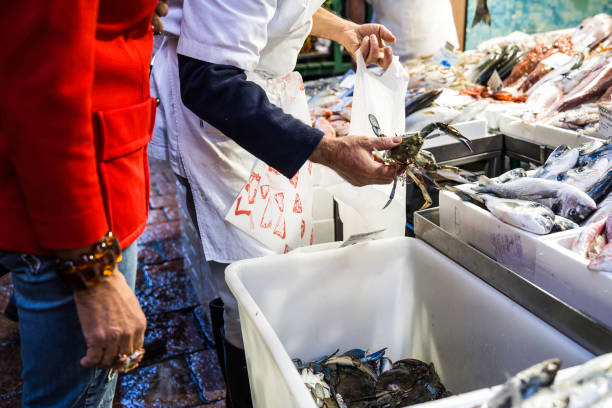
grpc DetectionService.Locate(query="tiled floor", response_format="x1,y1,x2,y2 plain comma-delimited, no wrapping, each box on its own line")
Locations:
0,160,226,407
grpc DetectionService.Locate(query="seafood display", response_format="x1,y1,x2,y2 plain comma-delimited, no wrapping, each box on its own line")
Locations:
293,348,450,408
449,138,612,232
481,353,612,408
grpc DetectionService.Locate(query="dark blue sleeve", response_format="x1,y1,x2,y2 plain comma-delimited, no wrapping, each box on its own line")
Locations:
177,54,324,179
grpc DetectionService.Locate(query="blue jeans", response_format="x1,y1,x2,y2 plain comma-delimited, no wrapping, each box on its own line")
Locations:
0,243,138,408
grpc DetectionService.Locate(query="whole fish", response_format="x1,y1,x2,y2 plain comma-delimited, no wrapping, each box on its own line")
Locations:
405,107,460,132
405,89,442,117
557,158,610,192
578,143,612,167
466,192,555,234
577,139,604,157
572,217,607,258
482,358,561,408
586,171,612,204
586,191,612,225
471,0,491,27
493,168,527,184
477,176,597,223
526,54,583,96
587,233,607,260
558,53,609,94
504,44,550,87
551,216,578,233
534,145,579,180
572,14,612,51
558,62,612,112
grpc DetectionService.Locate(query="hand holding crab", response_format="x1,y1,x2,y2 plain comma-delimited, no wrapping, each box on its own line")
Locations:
368,114,475,210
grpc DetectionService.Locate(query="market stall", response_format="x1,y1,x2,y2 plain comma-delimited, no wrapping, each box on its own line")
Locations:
233,10,612,408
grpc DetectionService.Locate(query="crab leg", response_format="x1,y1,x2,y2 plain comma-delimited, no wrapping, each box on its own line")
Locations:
382,167,399,210
420,122,473,152
406,167,432,210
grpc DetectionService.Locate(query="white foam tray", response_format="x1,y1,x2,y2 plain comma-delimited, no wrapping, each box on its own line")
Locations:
537,228,612,329
497,113,599,147
440,189,612,329
226,237,591,408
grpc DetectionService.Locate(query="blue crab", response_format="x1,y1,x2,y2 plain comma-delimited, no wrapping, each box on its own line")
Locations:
369,114,475,210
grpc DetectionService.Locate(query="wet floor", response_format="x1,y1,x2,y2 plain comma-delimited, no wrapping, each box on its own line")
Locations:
0,160,226,407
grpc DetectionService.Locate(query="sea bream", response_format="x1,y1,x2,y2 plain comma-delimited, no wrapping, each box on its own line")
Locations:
451,188,555,234
477,176,596,223
557,158,610,192
534,145,579,180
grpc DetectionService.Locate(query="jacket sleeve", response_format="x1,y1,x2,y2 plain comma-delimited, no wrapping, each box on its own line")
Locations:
0,1,109,249
178,54,324,179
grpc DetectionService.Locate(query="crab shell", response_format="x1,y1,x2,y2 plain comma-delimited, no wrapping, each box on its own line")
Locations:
387,133,423,164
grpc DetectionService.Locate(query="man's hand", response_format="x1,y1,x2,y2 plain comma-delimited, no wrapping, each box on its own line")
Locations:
151,0,169,35
341,24,396,69
310,136,401,186
311,8,396,70
74,269,147,370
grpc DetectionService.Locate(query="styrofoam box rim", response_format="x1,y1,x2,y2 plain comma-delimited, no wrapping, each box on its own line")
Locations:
440,189,565,239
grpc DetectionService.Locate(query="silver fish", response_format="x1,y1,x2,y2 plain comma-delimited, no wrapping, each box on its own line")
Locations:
551,216,578,233
586,191,612,225
534,145,579,180
558,53,609,94
493,168,527,184
577,139,605,157
483,358,561,408
471,0,491,27
461,191,555,234
477,176,597,223
558,158,610,192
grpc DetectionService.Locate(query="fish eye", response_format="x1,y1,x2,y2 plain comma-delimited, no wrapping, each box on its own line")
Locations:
568,208,577,218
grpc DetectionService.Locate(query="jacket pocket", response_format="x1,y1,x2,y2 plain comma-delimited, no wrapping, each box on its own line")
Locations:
94,98,156,247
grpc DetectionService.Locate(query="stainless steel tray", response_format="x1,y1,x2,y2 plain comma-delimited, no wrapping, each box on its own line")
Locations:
414,207,612,355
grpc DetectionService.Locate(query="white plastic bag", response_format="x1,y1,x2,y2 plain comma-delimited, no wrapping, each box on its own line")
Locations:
329,50,408,238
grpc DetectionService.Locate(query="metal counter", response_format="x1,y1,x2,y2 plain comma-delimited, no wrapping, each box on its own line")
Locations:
414,207,612,356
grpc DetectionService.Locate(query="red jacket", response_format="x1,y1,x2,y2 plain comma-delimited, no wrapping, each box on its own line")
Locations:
0,0,158,254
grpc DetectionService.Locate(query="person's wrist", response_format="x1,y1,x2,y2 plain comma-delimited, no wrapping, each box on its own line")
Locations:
56,231,122,291
309,137,335,166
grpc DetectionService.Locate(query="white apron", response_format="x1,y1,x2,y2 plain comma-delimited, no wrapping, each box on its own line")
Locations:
368,0,459,60
150,0,324,263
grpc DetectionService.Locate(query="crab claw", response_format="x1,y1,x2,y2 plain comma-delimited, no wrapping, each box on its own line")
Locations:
420,122,472,152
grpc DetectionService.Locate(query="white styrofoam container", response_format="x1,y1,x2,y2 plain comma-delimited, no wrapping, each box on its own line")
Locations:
226,237,592,408
440,190,612,329
537,228,612,329
440,189,543,277
496,113,600,148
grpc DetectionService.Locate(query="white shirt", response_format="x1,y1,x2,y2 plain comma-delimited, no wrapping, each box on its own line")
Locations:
367,0,459,59
150,0,323,263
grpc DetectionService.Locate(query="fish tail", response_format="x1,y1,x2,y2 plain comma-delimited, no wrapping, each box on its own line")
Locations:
471,1,492,27
446,186,485,204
